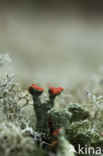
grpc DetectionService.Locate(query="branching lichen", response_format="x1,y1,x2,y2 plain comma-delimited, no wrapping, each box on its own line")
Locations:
29,85,64,133
0,122,34,156
1,54,103,156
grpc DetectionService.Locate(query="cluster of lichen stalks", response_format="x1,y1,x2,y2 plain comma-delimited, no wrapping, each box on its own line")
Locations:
29,84,103,155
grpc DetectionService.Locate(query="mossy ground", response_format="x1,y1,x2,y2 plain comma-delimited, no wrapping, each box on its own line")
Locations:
1,54,103,156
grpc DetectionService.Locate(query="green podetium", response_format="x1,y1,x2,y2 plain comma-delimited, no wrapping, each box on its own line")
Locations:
29,84,64,133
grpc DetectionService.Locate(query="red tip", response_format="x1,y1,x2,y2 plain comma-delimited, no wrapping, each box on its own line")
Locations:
49,86,63,95
51,140,58,148
52,128,62,136
30,84,44,92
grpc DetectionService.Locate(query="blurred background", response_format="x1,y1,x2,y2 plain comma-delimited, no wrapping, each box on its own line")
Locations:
0,0,103,87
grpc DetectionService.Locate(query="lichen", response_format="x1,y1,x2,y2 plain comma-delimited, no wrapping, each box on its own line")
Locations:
0,122,34,156
29,85,64,133
67,103,90,123
29,85,103,156
1,54,103,156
